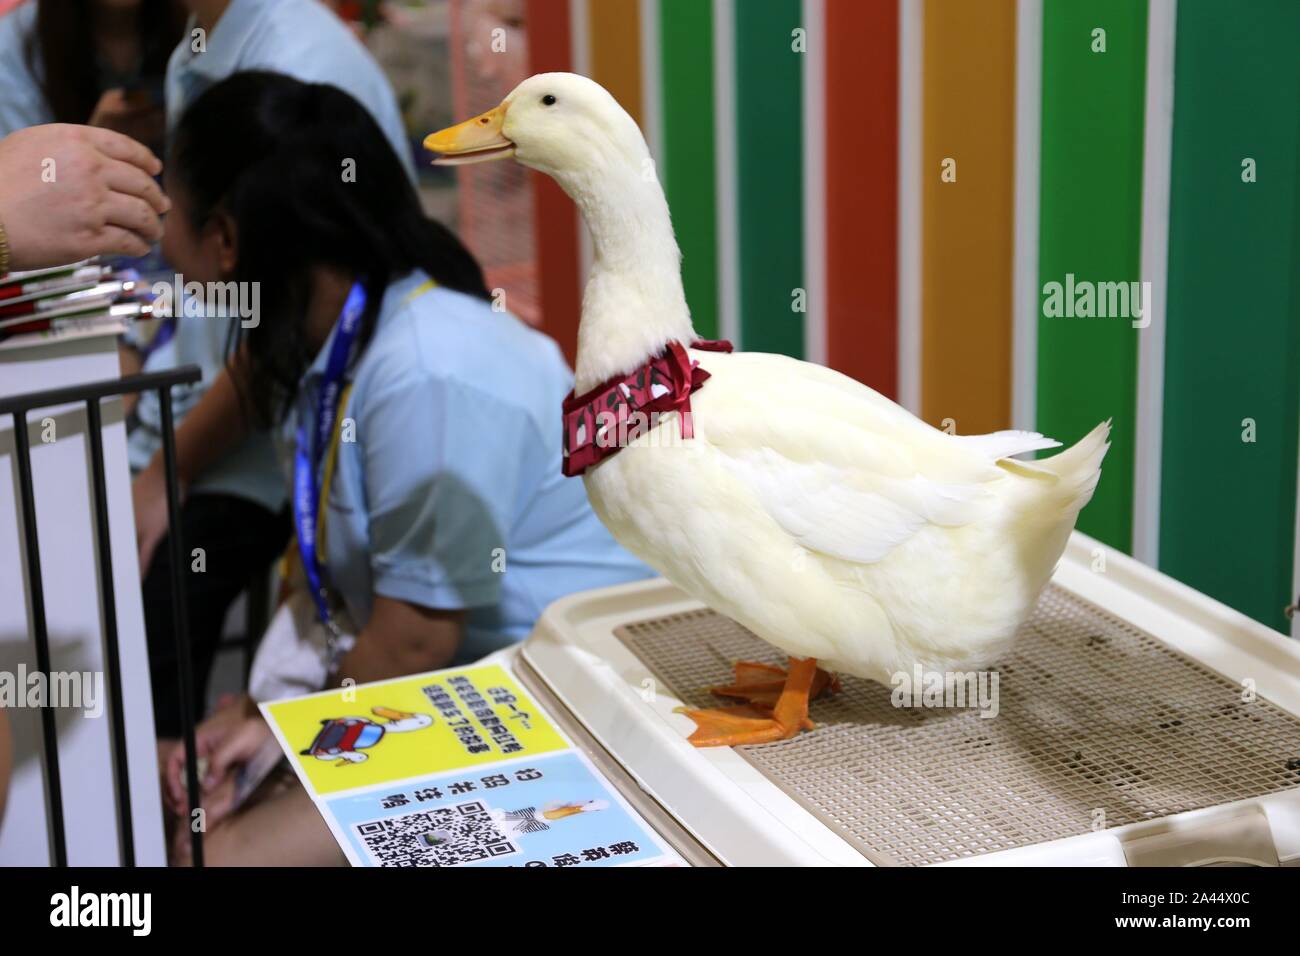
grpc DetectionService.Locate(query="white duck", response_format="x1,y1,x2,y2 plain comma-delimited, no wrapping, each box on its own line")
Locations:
426,73,1109,747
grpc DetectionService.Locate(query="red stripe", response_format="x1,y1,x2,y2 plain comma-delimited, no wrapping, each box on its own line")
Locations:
525,0,583,367
339,723,364,751
824,0,898,397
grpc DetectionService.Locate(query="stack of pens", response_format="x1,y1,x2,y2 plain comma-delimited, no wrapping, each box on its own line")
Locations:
0,259,156,349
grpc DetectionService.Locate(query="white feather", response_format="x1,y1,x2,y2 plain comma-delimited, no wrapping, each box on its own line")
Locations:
955,429,1062,460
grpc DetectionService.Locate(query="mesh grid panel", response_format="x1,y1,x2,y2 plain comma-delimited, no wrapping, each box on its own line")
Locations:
615,585,1300,865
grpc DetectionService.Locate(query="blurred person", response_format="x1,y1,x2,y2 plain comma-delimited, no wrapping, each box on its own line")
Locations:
126,0,419,740
160,0,412,171
156,72,648,864
0,0,187,153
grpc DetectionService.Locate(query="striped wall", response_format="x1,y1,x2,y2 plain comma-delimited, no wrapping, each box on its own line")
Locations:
1157,0,1300,633
1036,0,1148,551
513,0,1300,636
920,0,1016,436
524,0,582,366
733,0,805,357
824,0,897,395
658,0,719,338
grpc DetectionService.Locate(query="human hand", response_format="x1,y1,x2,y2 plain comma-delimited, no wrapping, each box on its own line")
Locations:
88,89,165,149
163,695,270,827
0,124,168,271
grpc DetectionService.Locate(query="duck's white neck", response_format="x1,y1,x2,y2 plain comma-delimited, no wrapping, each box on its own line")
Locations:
556,161,697,393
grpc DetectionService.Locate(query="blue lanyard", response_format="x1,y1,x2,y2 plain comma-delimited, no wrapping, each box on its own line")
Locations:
294,281,367,630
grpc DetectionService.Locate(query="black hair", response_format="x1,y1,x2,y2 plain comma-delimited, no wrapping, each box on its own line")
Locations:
169,70,490,424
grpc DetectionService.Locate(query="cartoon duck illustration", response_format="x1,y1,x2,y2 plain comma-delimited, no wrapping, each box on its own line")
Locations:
490,799,612,837
301,706,433,764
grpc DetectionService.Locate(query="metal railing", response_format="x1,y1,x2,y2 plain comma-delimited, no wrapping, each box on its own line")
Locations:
0,365,205,867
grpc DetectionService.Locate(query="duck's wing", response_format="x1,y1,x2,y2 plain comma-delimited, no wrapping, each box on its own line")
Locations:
695,351,1056,565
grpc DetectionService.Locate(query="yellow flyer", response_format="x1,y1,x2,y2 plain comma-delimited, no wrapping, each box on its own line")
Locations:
261,663,568,796
261,661,684,867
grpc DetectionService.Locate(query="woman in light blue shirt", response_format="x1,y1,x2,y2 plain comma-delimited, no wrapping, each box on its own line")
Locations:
128,0,421,738
158,72,649,864
164,70,650,680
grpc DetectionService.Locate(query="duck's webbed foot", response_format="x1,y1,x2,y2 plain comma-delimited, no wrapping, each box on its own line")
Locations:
707,658,840,709
677,657,836,747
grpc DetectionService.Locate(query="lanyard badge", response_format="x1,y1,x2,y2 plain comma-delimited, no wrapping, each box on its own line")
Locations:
294,281,367,652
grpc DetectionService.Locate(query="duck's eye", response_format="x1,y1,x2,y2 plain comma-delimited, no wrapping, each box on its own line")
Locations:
541,94,557,106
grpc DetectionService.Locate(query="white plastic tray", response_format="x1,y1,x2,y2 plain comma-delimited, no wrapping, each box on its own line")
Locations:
520,533,1300,866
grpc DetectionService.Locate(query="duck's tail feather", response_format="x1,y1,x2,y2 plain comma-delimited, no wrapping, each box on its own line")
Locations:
955,428,1062,461
1026,419,1112,516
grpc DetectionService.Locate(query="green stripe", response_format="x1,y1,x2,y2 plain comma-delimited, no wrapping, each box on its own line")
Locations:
660,0,719,339
1158,0,1300,632
733,0,803,356
1036,0,1148,551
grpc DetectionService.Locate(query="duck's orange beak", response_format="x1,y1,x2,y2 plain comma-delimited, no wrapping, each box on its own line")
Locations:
424,103,514,166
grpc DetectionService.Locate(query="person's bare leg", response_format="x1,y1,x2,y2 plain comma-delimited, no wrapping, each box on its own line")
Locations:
171,769,345,867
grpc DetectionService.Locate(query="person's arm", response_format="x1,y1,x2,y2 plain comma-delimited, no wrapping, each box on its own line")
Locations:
88,89,166,154
0,124,168,273
336,597,464,686
133,352,253,571
118,342,144,415
336,359,530,678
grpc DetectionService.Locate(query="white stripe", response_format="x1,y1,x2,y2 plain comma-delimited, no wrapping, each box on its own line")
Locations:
640,0,664,162
1012,0,1042,434
570,0,593,285
896,0,923,414
570,0,591,75
1132,0,1177,565
713,0,740,346
802,0,827,365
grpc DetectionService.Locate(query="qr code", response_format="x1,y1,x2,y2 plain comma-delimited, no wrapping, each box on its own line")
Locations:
354,801,518,867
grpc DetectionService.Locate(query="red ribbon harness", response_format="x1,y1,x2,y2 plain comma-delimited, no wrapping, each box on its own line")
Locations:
561,339,734,478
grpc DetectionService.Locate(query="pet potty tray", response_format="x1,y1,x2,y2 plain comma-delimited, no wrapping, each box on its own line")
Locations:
514,533,1300,866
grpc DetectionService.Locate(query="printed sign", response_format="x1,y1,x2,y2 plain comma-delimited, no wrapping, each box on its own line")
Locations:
261,663,682,867
262,664,568,796
328,751,672,867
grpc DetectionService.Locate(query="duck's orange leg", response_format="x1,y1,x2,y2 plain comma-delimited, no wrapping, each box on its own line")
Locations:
707,659,841,710
707,661,788,708
679,657,823,747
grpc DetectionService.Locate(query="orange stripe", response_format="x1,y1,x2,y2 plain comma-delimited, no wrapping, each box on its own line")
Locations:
825,0,898,396
920,0,1016,433
525,0,583,365
586,0,644,127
